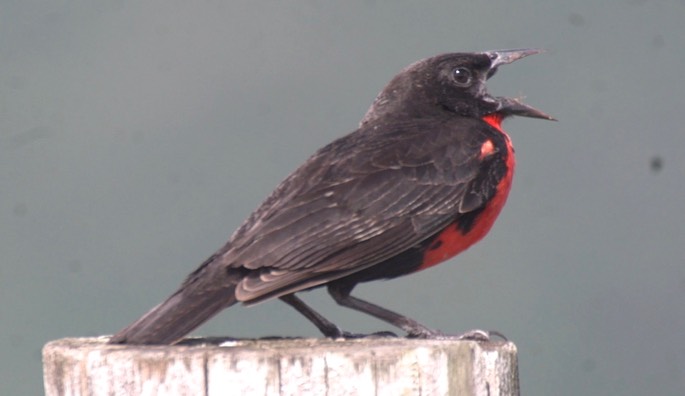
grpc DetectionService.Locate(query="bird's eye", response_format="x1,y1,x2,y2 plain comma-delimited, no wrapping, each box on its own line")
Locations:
451,67,473,87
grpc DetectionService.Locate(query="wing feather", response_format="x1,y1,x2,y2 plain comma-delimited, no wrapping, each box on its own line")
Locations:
218,117,502,302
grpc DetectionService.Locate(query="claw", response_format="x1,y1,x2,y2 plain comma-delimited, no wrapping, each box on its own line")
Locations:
407,328,446,339
406,328,508,342
337,330,398,339
457,329,491,342
457,329,508,342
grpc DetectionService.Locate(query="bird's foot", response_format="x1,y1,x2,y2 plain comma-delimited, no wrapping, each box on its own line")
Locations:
324,327,398,339
340,330,398,339
407,328,507,342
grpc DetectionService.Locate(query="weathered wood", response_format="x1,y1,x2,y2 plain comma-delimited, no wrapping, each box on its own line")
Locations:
43,337,518,396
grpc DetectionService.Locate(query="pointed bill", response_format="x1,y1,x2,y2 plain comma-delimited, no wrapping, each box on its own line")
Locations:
482,49,556,121
484,48,545,68
496,97,556,121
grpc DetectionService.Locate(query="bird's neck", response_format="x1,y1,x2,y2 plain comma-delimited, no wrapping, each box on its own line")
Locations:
481,113,505,132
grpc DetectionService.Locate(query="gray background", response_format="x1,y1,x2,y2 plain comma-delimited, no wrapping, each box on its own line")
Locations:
2,1,684,395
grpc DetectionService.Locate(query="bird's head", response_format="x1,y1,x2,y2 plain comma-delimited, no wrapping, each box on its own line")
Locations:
361,49,555,126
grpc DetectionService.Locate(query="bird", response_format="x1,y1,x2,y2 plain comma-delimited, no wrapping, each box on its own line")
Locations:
109,49,554,345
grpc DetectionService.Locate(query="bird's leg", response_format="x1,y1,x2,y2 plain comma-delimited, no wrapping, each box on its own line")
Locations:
327,283,503,341
327,283,442,338
280,293,397,339
279,294,345,338
282,289,500,341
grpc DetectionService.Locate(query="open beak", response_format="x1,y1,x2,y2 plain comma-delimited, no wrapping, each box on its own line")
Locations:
495,96,556,120
483,49,556,121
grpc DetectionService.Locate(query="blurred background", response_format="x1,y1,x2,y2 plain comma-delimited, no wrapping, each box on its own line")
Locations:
2,1,684,395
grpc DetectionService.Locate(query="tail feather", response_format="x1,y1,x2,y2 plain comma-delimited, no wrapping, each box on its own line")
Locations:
109,258,239,345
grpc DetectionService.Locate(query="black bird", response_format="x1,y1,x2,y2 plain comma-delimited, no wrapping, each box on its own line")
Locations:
110,49,553,345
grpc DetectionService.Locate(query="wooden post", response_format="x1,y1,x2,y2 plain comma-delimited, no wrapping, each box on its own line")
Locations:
43,337,518,396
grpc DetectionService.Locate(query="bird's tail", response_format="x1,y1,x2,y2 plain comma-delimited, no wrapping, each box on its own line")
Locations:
109,255,239,345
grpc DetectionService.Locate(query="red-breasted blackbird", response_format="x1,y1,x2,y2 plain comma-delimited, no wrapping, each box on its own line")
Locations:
110,49,553,345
